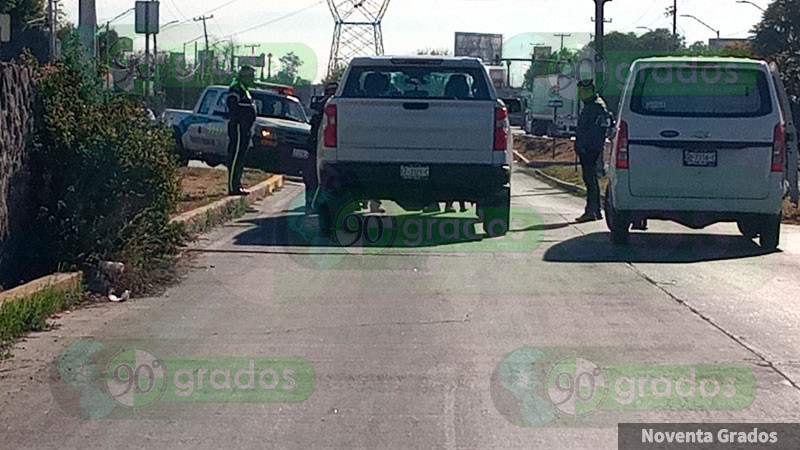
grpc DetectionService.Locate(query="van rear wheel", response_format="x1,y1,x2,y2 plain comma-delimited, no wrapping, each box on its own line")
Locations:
605,187,629,245
759,214,781,250
737,220,759,239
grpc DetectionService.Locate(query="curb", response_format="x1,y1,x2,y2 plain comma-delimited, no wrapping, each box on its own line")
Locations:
170,174,285,225
514,150,587,196
0,272,83,306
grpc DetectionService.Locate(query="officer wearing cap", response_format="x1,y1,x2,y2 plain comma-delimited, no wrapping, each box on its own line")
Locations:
575,81,612,223
226,65,258,196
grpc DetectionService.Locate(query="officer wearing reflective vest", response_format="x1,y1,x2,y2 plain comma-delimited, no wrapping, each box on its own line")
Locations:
226,65,258,196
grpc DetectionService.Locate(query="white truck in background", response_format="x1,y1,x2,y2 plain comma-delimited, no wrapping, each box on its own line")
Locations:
522,73,580,137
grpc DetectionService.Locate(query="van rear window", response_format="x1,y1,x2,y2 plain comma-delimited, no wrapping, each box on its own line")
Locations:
341,66,492,100
630,64,773,118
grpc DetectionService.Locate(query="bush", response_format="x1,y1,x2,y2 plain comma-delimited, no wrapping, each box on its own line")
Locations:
0,286,82,356
20,35,185,294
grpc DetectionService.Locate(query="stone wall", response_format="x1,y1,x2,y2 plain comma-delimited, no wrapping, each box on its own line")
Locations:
0,63,36,287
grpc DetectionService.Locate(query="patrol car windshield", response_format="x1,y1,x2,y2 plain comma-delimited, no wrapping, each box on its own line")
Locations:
252,93,308,123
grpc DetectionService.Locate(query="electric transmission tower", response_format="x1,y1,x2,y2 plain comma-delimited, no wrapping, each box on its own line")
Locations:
327,0,391,75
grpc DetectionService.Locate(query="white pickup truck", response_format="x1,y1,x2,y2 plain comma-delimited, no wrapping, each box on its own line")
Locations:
316,56,513,236
165,85,311,175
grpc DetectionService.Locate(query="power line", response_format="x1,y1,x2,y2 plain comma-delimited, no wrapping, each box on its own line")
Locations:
203,0,248,16
224,1,324,39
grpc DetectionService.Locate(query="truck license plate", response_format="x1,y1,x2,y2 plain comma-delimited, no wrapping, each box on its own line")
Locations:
292,148,310,160
683,150,717,167
400,165,430,181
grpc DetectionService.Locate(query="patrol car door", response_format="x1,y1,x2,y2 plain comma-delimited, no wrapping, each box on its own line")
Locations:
208,91,233,157
182,89,222,155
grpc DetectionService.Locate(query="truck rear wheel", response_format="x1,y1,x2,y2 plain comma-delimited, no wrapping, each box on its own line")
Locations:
481,187,511,237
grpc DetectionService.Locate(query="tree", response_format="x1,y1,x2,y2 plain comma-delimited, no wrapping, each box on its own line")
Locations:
522,47,578,90
753,0,800,103
270,52,310,87
415,47,450,56
322,65,346,84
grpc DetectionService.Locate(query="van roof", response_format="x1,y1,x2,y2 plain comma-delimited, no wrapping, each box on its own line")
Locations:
632,56,766,66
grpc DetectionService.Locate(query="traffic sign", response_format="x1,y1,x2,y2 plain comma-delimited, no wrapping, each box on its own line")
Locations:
0,14,10,42
135,1,160,34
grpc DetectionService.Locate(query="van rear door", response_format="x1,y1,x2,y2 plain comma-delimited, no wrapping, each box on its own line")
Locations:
626,62,779,200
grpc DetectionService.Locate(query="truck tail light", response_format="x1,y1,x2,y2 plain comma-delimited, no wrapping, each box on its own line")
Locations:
772,123,785,172
324,104,337,148
260,127,277,147
615,120,629,169
494,106,508,151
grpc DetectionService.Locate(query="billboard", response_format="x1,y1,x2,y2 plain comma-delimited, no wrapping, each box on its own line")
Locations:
454,32,503,65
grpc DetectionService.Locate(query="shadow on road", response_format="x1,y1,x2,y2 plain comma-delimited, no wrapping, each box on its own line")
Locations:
543,231,775,264
232,210,485,249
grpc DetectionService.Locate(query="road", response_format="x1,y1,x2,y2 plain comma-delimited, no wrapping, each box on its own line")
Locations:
2,168,800,449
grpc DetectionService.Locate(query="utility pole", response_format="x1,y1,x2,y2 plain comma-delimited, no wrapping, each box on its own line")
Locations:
48,0,56,61
554,33,571,52
592,0,613,66
666,0,678,50
673,0,678,50
194,15,213,53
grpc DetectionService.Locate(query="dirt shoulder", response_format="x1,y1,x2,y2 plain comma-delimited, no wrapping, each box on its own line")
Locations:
176,167,272,214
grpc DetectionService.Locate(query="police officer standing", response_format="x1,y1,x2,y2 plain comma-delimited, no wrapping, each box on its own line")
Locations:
306,82,338,213
575,81,611,223
226,65,258,196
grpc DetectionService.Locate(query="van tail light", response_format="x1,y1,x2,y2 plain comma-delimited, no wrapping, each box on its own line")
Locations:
615,120,629,169
494,106,509,151
324,104,337,148
772,123,785,172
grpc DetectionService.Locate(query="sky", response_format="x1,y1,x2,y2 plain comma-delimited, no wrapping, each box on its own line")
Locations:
63,0,768,82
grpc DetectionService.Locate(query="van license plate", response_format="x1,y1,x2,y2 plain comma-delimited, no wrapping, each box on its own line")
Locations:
400,165,430,181
684,150,717,167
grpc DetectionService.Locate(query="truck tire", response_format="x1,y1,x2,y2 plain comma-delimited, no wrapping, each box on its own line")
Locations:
533,120,548,137
173,129,189,166
759,214,781,250
481,187,511,237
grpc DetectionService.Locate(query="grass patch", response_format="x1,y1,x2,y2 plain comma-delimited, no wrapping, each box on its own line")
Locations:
539,165,610,195
177,167,270,214
185,198,251,235
0,284,84,358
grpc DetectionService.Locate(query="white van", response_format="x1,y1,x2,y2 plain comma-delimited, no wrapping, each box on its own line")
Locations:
606,57,797,249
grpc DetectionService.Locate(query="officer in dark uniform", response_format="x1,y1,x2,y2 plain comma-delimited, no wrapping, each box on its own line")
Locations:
226,65,258,196
306,82,338,213
575,81,612,223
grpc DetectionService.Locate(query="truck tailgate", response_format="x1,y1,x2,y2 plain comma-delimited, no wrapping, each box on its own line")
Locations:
336,99,495,164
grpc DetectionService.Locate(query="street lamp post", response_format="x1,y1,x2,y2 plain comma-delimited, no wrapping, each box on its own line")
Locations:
267,53,273,80
681,14,721,40
736,0,765,12
637,26,653,33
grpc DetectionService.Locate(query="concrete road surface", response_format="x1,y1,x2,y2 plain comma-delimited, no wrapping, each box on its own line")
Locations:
2,169,800,449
